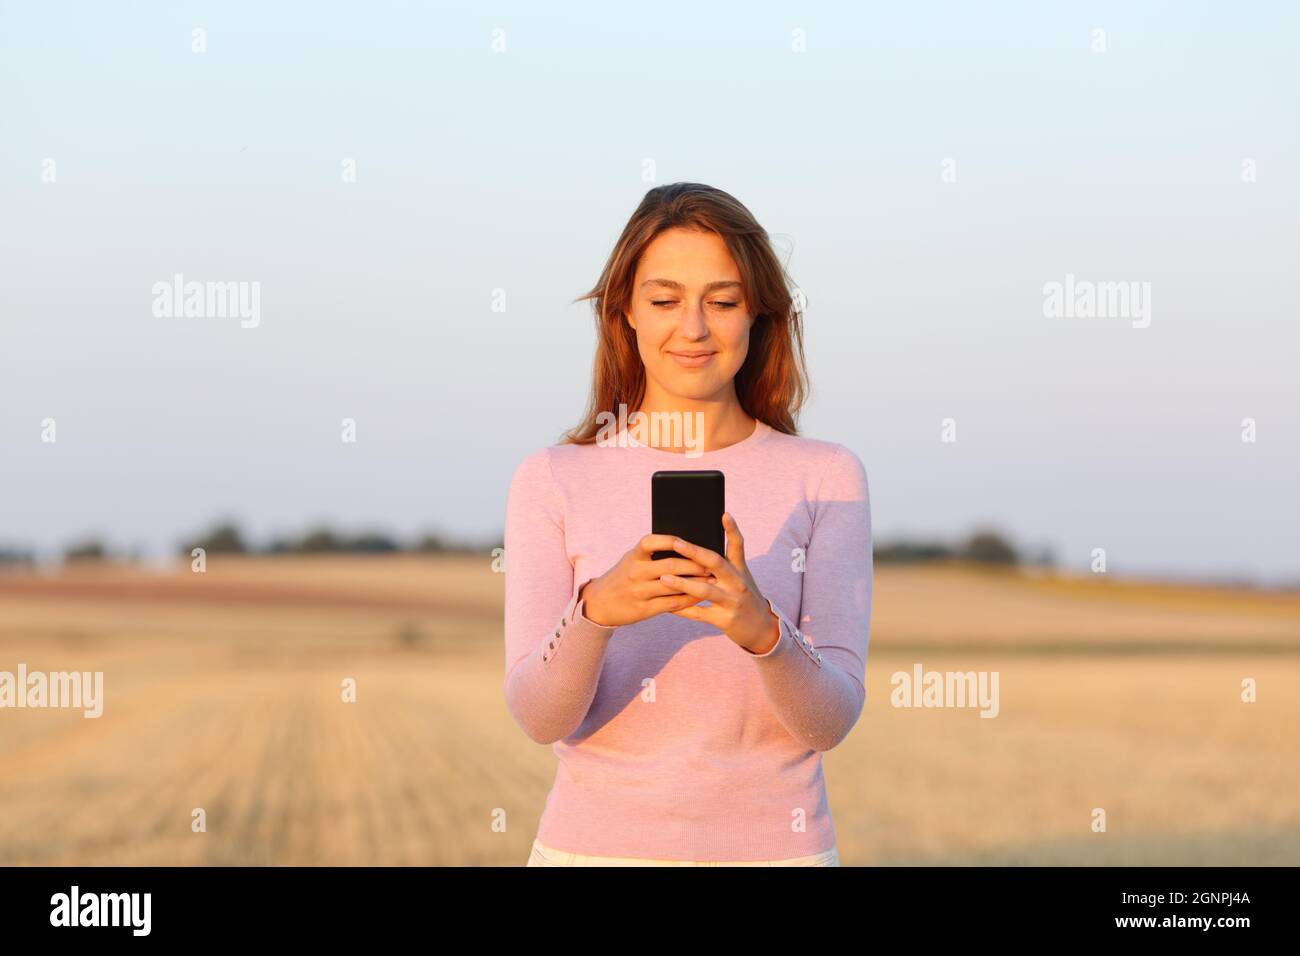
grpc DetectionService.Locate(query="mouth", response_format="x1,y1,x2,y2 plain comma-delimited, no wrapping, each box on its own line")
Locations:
668,351,717,367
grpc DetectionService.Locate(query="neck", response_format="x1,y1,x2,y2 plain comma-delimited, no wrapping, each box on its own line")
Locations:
631,395,755,454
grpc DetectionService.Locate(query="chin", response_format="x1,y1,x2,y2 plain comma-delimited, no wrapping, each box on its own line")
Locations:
672,382,724,401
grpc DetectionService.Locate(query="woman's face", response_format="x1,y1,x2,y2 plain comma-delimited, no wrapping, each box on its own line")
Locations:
624,227,753,406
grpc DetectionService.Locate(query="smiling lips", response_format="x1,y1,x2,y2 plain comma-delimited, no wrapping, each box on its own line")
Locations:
669,350,716,367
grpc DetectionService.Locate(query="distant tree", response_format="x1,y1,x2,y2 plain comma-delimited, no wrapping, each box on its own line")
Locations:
413,531,451,553
874,540,954,564
296,527,340,553
0,545,36,567
962,529,1019,565
345,532,400,553
262,527,400,553
1030,545,1057,567
64,538,109,561
265,535,295,554
413,529,495,554
178,520,247,556
173,521,499,557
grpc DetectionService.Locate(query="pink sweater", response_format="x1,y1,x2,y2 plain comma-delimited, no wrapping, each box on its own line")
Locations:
502,417,872,861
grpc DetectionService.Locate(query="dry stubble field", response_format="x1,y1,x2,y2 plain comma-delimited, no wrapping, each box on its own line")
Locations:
0,555,1297,866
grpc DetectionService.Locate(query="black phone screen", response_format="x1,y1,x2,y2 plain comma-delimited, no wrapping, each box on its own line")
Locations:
650,470,725,560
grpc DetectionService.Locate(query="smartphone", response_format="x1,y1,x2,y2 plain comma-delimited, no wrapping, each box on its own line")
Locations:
651,470,725,561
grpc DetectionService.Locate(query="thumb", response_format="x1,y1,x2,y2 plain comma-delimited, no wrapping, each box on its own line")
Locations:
723,512,748,572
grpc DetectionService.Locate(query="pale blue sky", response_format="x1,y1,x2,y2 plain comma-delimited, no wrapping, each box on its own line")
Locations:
2,1,1297,582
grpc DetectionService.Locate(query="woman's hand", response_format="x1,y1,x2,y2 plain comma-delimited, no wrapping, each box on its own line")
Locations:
659,512,780,655
579,534,715,628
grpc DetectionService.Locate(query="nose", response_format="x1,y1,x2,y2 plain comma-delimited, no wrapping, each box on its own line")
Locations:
678,300,709,340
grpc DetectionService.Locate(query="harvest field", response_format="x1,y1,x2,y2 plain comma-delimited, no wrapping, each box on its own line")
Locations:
0,556,1297,866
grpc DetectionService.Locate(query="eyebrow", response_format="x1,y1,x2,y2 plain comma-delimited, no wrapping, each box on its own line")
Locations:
640,279,742,293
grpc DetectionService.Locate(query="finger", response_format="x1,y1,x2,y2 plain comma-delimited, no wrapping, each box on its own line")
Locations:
635,556,712,578
723,512,748,573
668,536,743,589
670,604,716,623
658,572,731,605
665,606,728,629
645,592,704,614
637,533,688,556
635,578,711,599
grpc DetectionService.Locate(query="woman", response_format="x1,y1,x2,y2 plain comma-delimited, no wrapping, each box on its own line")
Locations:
504,182,872,866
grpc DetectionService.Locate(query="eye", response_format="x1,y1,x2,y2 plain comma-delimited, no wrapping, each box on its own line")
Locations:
650,299,739,309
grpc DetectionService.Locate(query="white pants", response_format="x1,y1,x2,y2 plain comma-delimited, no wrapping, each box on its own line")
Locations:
527,837,840,866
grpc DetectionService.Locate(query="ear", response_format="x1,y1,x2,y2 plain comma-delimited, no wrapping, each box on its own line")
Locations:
624,309,636,331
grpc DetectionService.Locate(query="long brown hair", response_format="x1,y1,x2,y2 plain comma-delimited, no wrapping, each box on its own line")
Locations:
560,182,809,445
